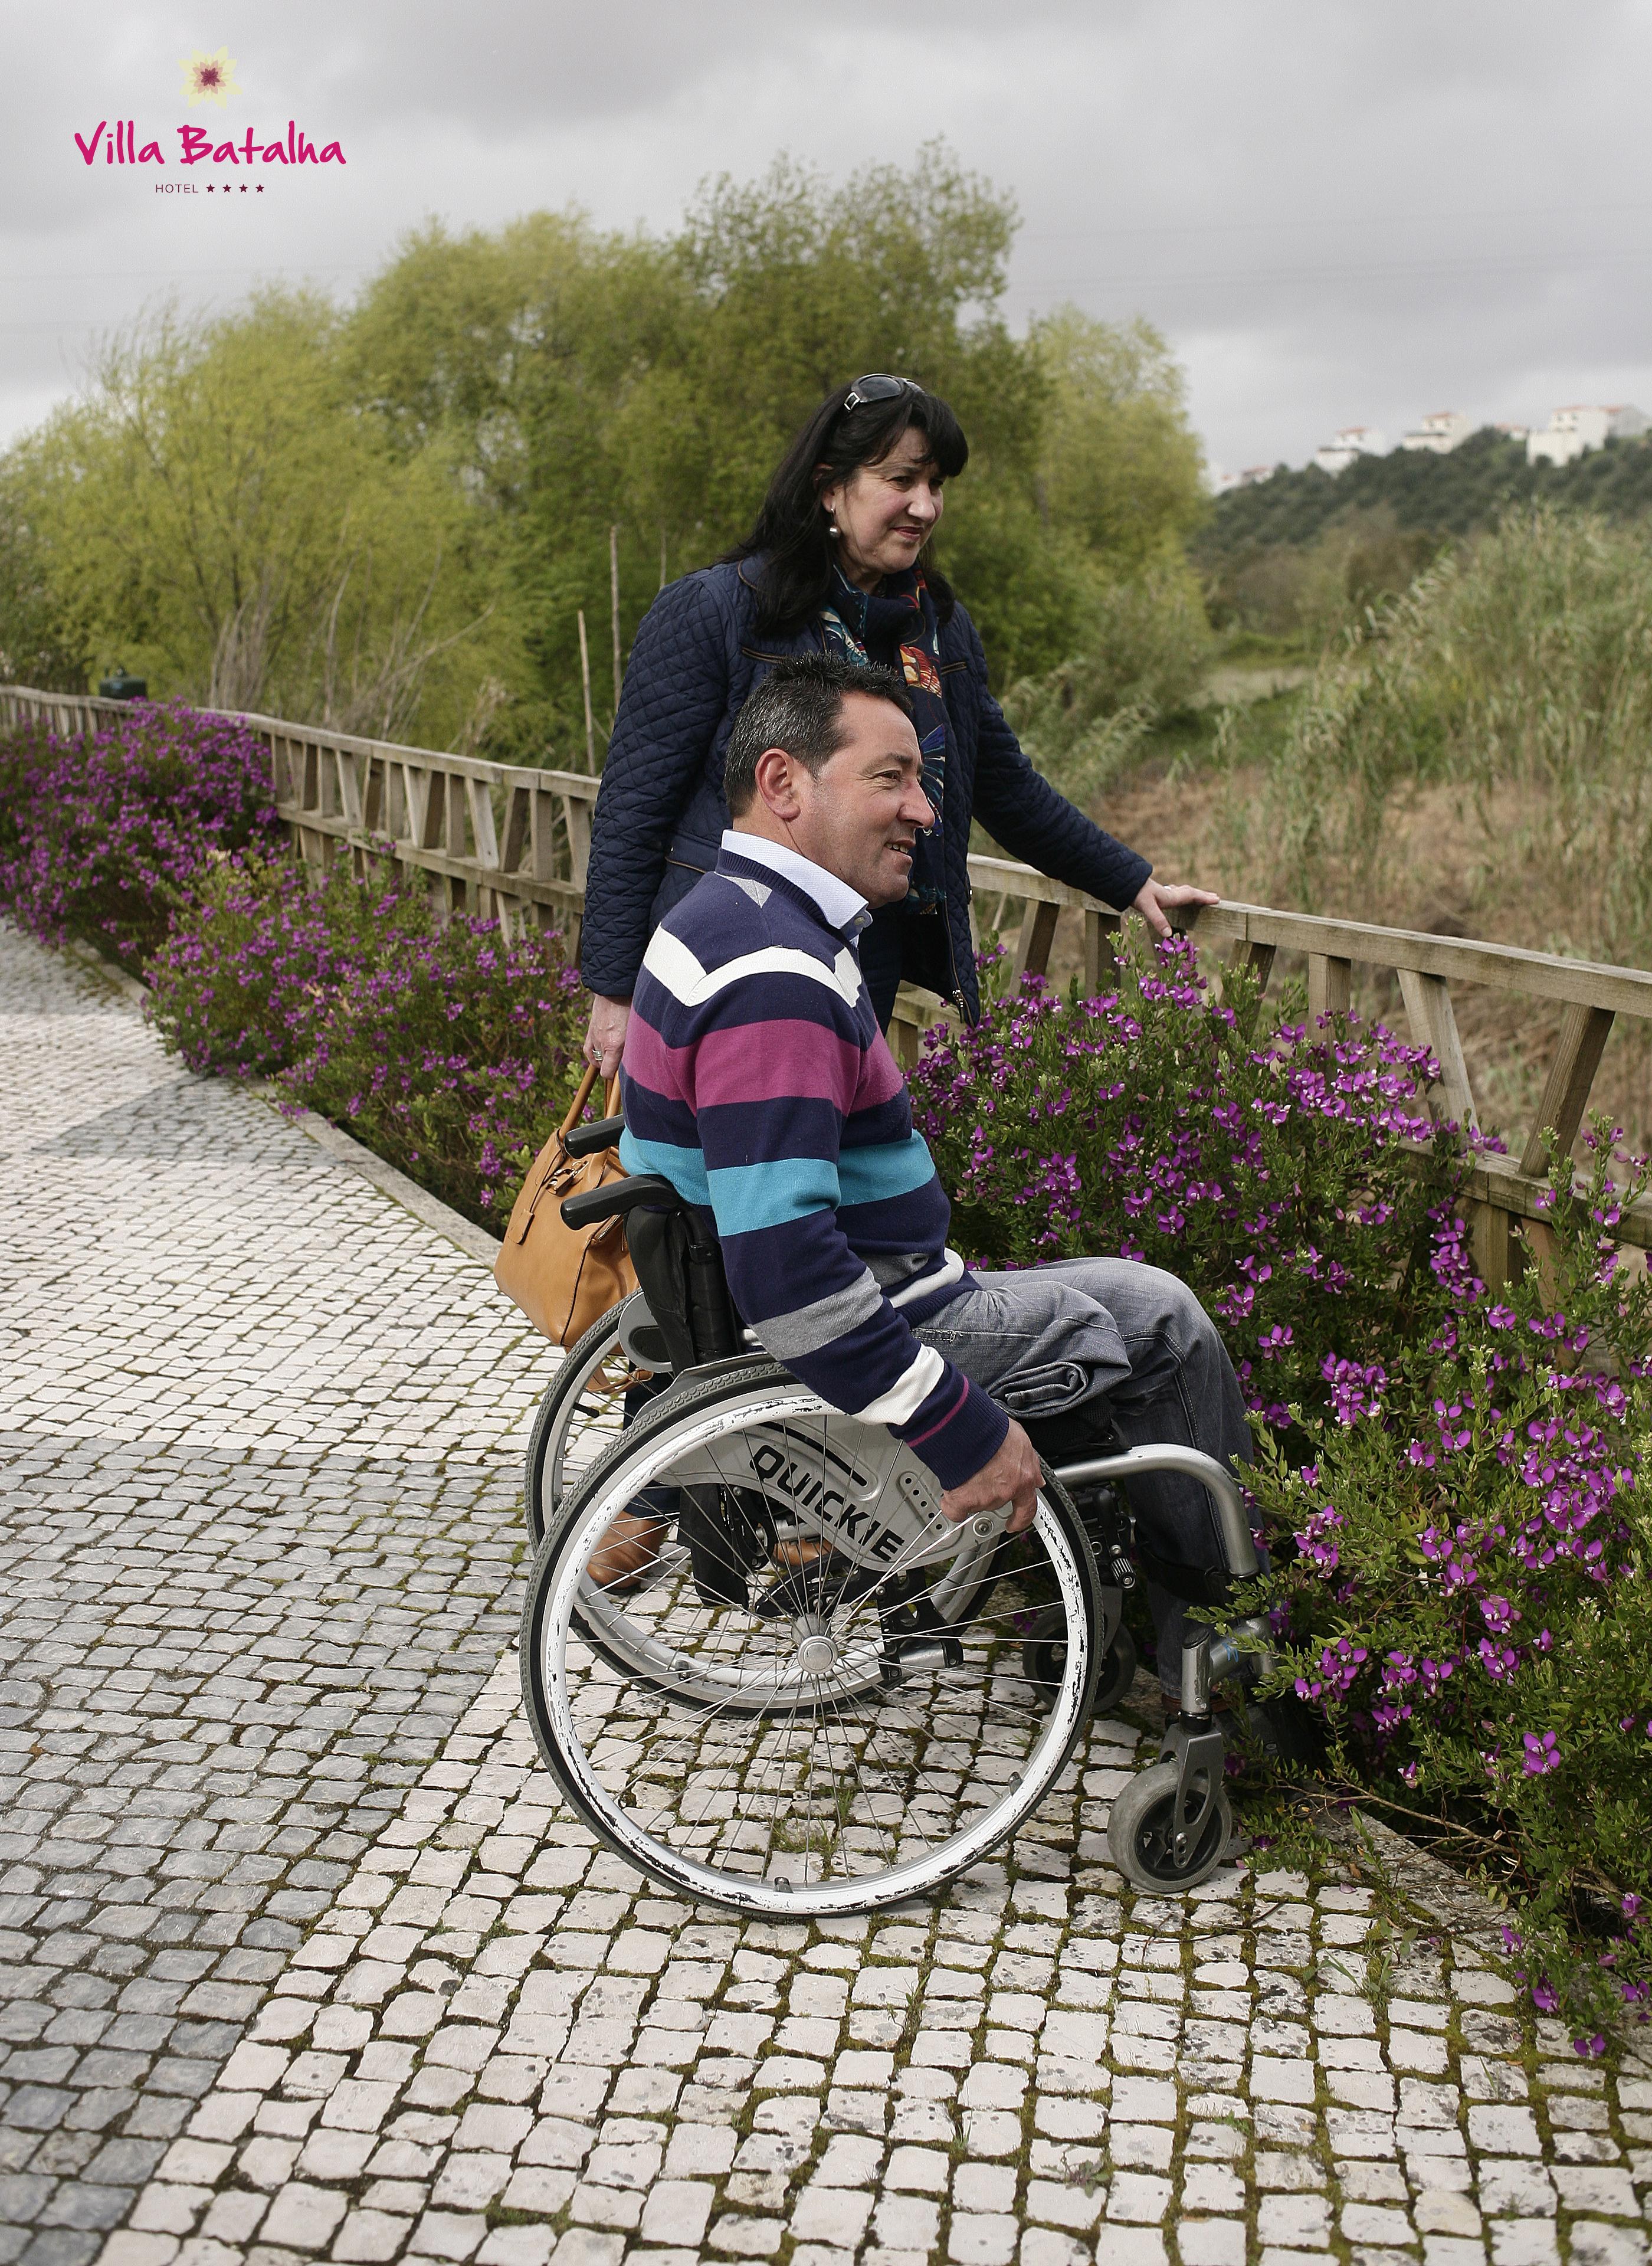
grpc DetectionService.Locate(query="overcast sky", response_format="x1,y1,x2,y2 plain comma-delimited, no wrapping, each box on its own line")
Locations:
5,0,1652,477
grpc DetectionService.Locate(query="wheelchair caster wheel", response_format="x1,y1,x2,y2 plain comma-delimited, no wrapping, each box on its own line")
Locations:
1107,1757,1233,1891
1022,1607,1136,1714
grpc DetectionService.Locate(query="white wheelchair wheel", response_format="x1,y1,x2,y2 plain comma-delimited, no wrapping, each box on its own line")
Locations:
520,1363,1103,1916
523,1305,654,1548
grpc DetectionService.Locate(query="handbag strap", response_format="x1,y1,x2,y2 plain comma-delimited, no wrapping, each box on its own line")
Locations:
514,1064,626,1243
560,1063,599,1139
559,1065,624,1138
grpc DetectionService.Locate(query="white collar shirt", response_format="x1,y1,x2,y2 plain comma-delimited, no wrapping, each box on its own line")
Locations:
721,828,871,938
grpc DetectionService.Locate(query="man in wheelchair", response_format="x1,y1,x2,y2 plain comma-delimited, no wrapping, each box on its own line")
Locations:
604,653,1254,1702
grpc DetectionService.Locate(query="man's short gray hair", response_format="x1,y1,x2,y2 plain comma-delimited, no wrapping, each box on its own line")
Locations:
722,653,912,817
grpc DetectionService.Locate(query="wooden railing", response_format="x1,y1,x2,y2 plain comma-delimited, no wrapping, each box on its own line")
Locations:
0,686,602,955
923,859,1652,1275
6,683,1651,1275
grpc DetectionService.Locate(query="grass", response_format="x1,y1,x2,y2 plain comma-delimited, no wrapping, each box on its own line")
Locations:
1061,507,1652,1157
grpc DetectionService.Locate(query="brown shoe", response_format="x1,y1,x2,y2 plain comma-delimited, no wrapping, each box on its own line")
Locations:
771,1535,832,1571
587,1512,671,1592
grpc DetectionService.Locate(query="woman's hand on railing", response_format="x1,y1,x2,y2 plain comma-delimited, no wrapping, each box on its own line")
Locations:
1132,877,1221,939
584,994,631,1077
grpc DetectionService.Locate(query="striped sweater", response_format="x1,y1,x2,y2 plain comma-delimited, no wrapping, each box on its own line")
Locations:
619,840,1009,1489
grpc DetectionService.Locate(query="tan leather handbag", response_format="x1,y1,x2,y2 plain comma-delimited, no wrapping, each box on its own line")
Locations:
494,1068,637,1344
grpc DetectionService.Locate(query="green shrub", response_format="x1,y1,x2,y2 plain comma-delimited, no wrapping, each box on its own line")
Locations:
998,561,1216,808
910,938,1466,1429
149,852,586,1228
1237,508,1652,974
1245,1127,1652,2049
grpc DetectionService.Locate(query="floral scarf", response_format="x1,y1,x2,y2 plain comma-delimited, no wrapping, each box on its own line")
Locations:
821,564,948,911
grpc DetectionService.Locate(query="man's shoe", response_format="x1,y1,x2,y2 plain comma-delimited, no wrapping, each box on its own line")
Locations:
586,1512,671,1592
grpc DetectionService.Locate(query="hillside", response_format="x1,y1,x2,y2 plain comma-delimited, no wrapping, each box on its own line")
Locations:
1188,426,1652,635
1196,426,1652,563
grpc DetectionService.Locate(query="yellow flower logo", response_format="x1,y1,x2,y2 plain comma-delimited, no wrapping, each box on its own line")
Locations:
180,47,241,106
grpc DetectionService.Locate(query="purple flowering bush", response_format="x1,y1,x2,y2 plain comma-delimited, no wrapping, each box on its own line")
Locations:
145,853,376,1080
0,705,281,965
914,942,1652,2041
911,938,1470,1428
149,852,586,1228
1244,1128,1652,2048
0,701,587,1232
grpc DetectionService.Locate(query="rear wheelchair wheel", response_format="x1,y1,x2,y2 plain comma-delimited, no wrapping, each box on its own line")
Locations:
520,1361,1104,1915
524,1304,655,1548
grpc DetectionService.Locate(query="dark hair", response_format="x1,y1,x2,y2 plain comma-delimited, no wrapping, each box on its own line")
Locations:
722,653,912,816
722,379,969,635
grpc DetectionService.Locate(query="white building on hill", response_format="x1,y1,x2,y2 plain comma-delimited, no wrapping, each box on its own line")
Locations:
1314,426,1386,474
1400,410,1473,454
1527,404,1648,467
1213,463,1280,494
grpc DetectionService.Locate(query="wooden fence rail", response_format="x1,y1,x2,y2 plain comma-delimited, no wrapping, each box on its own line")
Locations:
0,686,603,954
6,683,1651,1274
938,857,1652,1273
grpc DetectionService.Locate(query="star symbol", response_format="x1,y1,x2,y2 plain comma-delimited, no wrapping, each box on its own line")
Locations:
240,184,248,194
256,184,264,193
206,184,214,193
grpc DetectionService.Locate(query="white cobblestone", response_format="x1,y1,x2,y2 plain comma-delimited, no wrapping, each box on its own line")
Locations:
4,924,1651,2266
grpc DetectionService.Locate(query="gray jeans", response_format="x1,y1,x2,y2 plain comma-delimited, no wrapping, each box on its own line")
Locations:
916,1258,1255,1694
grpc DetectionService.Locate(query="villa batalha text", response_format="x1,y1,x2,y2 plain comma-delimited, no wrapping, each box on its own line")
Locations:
74,122,346,166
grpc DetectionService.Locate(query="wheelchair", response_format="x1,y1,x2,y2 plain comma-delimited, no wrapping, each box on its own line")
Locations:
517,1112,1273,1917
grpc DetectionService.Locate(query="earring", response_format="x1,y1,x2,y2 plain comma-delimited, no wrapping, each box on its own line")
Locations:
826,519,840,538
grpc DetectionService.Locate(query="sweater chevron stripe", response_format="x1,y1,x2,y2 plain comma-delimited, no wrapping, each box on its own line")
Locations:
618,846,1008,1488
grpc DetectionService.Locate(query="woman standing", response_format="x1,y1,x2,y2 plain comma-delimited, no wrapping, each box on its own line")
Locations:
579,374,1214,1071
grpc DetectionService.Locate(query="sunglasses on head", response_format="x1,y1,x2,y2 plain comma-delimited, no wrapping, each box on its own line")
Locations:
840,373,920,414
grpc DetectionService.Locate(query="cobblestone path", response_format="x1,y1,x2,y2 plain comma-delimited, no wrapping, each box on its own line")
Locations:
2,923,1650,2266
0,927,548,2264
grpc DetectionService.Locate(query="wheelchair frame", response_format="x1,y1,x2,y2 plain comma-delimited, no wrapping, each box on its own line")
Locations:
523,1127,1272,1904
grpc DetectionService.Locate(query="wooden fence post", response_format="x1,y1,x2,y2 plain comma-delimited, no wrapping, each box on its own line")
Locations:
1012,898,1060,982
1398,969,1478,1129
1519,1002,1615,1175
1084,908,1121,994
1307,953,1353,1021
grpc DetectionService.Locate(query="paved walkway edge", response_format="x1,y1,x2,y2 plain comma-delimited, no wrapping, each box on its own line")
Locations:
255,1099,504,1271
62,932,506,1270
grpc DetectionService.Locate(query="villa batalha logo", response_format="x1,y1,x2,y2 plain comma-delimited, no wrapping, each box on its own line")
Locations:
73,47,346,178
181,47,241,105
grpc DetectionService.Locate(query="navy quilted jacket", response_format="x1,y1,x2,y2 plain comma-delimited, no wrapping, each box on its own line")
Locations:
578,556,1152,1023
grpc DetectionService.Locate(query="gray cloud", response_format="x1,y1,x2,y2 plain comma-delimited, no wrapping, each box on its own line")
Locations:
3,0,1650,473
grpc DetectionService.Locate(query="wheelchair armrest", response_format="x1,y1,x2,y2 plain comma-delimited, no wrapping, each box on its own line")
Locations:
560,1174,684,1232
564,1114,624,1158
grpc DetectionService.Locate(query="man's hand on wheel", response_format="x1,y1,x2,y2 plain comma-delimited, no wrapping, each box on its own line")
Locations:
584,994,631,1079
1131,876,1220,940
940,1419,1042,1537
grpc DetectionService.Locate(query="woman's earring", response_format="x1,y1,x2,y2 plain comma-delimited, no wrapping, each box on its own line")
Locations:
826,519,840,538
